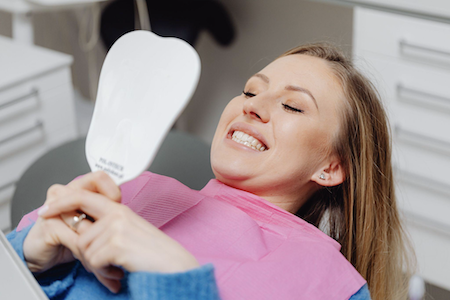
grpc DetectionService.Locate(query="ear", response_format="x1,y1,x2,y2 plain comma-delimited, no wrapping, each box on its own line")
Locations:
311,158,345,187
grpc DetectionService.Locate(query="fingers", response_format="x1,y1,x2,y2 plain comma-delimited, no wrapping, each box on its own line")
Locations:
23,217,81,273
96,266,124,281
92,269,122,294
77,217,112,255
43,170,121,215
74,218,124,293
46,217,84,265
68,171,121,203
60,212,94,232
39,189,119,220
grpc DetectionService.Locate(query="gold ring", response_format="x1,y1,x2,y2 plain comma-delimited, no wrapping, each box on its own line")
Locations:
70,213,87,231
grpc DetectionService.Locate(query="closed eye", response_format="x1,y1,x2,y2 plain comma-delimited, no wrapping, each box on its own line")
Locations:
282,103,303,113
243,91,256,97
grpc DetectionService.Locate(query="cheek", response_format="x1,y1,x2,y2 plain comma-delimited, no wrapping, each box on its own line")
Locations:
277,118,329,165
211,98,241,151
218,97,241,125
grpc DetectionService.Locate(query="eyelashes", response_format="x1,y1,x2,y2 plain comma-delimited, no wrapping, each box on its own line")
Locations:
282,103,303,113
242,90,304,114
243,91,256,97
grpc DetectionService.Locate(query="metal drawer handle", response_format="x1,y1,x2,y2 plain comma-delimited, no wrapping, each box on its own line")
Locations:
397,170,450,236
394,125,450,156
397,168,450,197
403,210,450,238
0,120,43,146
399,39,450,63
397,83,450,111
0,88,39,110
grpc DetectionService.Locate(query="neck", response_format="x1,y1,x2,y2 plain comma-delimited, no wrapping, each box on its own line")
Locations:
252,182,319,214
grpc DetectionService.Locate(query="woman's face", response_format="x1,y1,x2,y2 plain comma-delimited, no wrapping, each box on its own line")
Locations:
210,54,345,212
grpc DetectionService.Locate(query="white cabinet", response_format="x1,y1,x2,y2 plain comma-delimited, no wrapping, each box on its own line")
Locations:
0,36,77,232
339,0,450,20
353,7,450,290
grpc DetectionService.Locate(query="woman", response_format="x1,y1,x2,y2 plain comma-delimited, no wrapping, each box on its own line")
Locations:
8,43,412,299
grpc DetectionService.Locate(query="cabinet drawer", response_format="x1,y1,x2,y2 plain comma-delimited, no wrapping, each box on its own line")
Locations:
358,54,450,145
397,172,450,230
0,68,71,106
341,0,450,20
0,83,76,149
393,137,450,189
397,173,450,291
0,125,76,189
404,218,450,290
354,7,450,69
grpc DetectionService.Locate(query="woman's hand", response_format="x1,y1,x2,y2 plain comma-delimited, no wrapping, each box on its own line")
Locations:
22,172,121,273
22,186,81,274
38,171,200,292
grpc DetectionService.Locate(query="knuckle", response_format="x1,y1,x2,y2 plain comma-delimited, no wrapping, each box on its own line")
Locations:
47,184,64,198
76,189,88,199
88,255,101,269
94,170,110,182
112,189,122,202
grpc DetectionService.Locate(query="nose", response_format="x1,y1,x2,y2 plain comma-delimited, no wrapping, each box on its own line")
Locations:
242,95,270,123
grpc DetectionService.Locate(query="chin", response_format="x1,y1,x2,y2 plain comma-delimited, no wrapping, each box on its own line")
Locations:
212,164,247,182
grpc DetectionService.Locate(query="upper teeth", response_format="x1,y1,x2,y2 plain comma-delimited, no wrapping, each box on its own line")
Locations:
232,131,266,151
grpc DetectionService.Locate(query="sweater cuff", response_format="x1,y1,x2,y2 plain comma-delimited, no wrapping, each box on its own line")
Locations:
7,224,79,299
128,264,220,300
6,224,34,264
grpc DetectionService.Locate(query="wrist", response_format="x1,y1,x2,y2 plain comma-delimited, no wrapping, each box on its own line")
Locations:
167,254,200,273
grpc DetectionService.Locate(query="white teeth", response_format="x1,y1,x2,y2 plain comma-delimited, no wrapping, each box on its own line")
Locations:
231,130,267,152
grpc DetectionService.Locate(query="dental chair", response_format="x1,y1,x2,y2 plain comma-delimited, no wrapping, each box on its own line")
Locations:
10,130,214,229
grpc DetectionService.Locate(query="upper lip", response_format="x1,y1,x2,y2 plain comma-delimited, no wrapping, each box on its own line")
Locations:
228,122,269,149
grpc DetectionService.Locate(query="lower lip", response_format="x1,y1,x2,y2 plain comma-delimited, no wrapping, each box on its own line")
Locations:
225,134,265,153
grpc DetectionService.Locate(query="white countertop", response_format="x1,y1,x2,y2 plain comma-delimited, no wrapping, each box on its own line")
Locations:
0,36,72,89
0,0,107,14
319,0,450,21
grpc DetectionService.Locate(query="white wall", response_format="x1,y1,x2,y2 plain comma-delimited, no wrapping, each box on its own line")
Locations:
176,0,353,143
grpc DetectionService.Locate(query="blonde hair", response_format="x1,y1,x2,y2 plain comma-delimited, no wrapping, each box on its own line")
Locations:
281,44,414,299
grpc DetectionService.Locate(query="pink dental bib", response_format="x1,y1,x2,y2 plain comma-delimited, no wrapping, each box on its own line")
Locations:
18,172,365,299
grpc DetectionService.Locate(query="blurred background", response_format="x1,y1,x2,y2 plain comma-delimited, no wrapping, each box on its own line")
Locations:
0,0,449,299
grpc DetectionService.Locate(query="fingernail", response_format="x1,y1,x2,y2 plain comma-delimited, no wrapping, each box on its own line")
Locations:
38,205,49,216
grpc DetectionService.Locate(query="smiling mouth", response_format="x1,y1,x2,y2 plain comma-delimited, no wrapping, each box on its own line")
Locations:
231,131,268,152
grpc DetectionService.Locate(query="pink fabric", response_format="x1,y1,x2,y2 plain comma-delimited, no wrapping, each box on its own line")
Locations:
17,172,366,299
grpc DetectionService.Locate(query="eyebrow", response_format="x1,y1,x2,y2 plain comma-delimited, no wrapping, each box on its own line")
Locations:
285,85,318,109
251,73,319,110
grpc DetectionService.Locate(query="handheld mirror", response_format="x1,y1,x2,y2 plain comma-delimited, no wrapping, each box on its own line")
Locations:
86,31,201,185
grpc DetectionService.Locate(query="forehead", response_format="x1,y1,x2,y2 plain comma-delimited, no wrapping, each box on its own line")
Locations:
259,54,340,89
257,54,344,110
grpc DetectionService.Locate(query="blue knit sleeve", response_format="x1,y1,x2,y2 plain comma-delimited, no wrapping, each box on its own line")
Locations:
349,284,371,300
6,225,79,299
127,264,220,300
6,225,33,263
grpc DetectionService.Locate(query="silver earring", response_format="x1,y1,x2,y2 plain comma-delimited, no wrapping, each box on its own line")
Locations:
319,173,325,180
